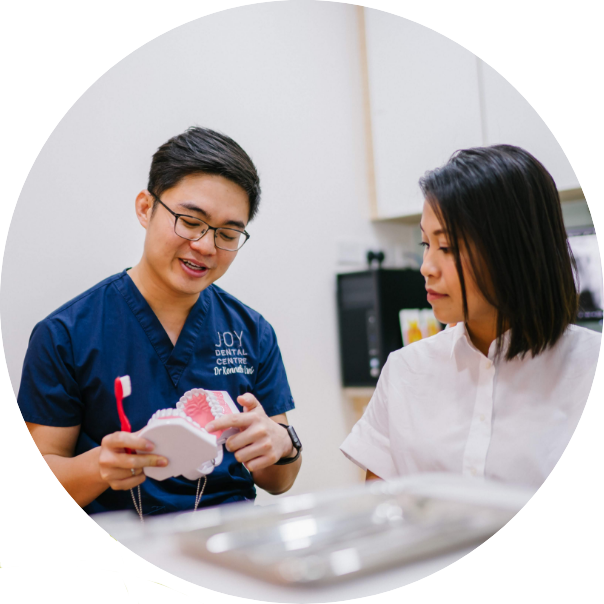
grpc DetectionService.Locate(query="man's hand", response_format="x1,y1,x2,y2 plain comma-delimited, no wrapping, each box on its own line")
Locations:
26,423,170,507
205,393,293,472
98,431,168,491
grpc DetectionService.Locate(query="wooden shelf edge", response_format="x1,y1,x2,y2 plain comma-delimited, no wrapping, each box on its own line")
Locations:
343,387,376,399
371,213,422,225
370,188,583,223
559,187,584,203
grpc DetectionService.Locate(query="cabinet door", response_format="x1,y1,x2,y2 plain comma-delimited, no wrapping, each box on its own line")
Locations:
479,60,579,191
364,9,483,219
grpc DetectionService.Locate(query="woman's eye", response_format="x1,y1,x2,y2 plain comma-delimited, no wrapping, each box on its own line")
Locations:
419,241,450,253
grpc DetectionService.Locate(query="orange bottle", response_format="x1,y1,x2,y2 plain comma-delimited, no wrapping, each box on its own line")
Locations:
408,320,423,344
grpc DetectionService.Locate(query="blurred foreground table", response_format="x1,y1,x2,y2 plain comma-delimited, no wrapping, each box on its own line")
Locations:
95,474,532,603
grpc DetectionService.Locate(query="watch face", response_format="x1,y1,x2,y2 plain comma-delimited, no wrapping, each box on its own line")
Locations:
287,425,302,451
274,424,302,465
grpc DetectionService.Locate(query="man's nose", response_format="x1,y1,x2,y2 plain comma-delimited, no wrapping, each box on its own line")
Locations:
190,230,217,255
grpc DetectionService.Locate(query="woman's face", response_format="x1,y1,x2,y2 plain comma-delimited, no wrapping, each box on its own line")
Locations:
419,200,496,328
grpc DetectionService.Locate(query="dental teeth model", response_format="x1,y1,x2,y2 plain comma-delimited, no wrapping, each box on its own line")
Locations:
176,388,240,442
136,390,240,482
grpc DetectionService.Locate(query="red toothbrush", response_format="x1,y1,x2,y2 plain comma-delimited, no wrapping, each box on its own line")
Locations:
114,375,134,454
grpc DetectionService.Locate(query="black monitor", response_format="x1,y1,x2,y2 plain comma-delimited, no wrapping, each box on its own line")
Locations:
568,226,602,332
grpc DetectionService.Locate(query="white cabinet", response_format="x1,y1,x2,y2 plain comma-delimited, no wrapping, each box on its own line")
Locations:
479,60,579,192
363,9,483,219
363,10,580,220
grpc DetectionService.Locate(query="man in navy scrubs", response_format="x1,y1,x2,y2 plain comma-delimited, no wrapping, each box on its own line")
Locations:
18,127,301,516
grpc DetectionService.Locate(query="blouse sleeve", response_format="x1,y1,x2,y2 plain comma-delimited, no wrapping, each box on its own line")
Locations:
339,355,398,479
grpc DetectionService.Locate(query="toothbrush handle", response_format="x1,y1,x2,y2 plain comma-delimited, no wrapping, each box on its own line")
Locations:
115,377,135,455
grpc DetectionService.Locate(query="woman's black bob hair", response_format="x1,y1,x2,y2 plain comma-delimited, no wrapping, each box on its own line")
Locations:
419,144,578,361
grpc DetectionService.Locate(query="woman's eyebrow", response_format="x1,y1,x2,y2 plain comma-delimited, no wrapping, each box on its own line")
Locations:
420,224,447,236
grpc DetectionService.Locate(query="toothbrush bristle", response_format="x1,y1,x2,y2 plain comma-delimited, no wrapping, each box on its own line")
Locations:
119,375,132,397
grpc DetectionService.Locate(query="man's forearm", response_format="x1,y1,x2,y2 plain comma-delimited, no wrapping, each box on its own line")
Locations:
44,447,109,508
252,455,301,495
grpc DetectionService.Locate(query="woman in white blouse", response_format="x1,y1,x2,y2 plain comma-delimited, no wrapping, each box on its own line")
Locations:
340,145,601,488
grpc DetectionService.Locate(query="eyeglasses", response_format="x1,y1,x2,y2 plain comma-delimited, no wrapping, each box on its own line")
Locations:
152,195,250,252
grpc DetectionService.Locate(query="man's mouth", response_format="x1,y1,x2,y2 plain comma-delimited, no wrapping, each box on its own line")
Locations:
180,258,209,275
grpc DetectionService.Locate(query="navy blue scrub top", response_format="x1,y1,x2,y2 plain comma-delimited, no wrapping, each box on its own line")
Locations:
18,270,295,516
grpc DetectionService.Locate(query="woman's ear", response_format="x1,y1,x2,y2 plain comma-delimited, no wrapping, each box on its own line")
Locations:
135,190,154,229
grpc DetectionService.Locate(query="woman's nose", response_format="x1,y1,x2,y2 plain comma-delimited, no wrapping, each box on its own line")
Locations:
420,249,437,279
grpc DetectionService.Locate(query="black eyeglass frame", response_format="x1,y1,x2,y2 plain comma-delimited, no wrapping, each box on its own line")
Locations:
152,194,250,252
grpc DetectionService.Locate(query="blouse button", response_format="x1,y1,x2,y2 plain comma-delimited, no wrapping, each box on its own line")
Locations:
485,360,493,370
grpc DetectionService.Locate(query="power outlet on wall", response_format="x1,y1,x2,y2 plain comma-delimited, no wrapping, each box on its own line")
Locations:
336,241,370,266
394,244,422,269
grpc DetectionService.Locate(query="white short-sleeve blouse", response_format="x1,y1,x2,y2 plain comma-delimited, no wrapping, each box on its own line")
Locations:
340,323,601,488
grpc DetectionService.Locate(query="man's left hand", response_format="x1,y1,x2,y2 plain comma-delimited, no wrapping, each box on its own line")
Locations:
205,393,293,472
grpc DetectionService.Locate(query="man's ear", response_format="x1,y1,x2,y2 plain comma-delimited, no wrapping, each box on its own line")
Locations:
135,190,154,229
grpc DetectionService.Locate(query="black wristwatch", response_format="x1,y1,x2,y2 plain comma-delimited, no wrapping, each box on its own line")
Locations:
274,423,302,465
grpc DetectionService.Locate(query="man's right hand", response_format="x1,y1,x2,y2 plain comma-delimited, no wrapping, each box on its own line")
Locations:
27,422,169,506
98,431,168,491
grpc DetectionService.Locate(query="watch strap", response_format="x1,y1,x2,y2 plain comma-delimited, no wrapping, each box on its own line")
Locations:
274,423,302,465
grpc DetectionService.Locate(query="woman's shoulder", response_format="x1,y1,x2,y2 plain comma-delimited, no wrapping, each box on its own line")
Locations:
526,324,601,375
557,324,602,356
561,324,602,346
388,326,456,367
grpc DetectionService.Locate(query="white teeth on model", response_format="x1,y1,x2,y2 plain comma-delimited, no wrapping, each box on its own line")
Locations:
183,260,205,270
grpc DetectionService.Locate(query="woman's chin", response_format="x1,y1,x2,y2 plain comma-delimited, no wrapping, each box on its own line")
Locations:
432,311,459,327
431,310,445,324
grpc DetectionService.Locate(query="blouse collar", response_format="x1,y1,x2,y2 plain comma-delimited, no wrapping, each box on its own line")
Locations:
449,322,512,361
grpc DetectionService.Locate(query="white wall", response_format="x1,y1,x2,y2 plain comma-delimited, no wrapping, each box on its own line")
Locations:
0,2,416,501
1,0,591,507
478,59,580,191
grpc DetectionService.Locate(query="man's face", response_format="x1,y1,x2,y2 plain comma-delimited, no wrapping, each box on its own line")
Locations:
420,200,495,327
137,173,250,298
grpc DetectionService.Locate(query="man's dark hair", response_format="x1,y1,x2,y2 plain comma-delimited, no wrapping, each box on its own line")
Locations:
147,126,261,221
419,144,578,361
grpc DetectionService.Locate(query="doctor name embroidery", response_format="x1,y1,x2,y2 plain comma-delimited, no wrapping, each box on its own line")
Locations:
214,331,255,376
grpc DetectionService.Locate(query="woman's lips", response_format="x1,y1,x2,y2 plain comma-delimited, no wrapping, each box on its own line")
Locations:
426,289,448,302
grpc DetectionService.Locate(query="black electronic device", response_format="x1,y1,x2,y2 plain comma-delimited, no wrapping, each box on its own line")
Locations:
336,269,431,387
567,226,603,331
